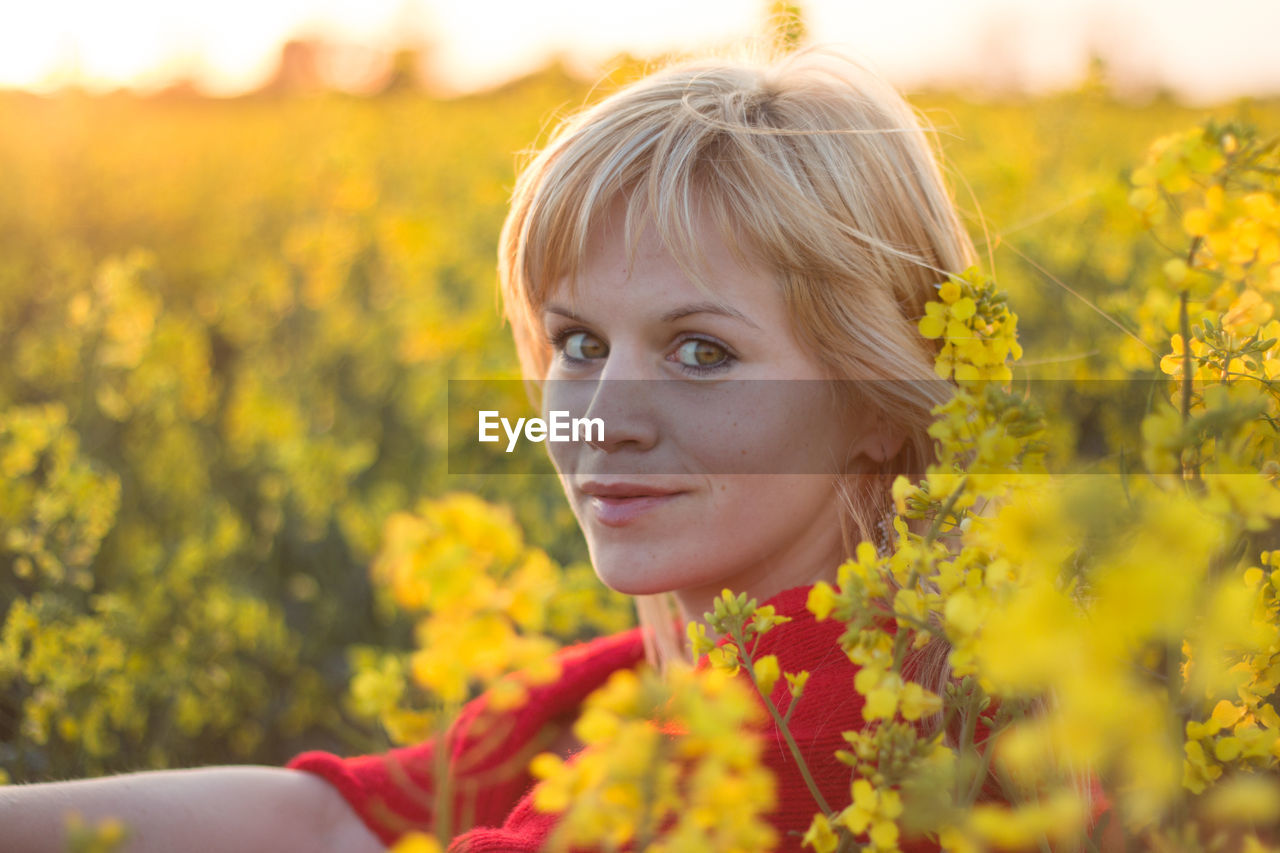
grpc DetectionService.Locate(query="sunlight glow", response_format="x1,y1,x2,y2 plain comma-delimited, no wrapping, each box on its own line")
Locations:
0,0,1277,100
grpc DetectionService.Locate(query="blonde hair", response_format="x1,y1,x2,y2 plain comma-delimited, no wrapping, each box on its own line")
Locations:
498,47,976,667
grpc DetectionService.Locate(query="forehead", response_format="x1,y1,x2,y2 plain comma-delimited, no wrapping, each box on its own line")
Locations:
545,197,779,316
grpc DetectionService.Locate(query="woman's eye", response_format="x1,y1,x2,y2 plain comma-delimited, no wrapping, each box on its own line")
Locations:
673,338,729,369
561,330,608,361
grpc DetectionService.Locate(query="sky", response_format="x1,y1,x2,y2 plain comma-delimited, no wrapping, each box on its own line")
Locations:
0,0,1277,102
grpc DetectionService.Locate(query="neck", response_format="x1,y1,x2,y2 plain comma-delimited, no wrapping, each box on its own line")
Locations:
672,528,845,633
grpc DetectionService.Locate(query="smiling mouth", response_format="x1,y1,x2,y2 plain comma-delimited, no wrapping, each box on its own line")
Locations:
579,483,685,526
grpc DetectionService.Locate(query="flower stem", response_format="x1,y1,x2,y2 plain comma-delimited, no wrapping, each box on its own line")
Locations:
731,623,833,817
1179,236,1203,488
893,479,967,670
1179,288,1193,426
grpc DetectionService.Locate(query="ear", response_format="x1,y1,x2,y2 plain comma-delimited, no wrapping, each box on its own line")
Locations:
844,417,907,470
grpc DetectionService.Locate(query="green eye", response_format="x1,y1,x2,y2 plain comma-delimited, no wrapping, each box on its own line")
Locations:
675,339,728,368
563,331,608,360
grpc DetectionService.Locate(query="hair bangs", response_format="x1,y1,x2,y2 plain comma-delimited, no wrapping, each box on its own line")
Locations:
507,88,815,378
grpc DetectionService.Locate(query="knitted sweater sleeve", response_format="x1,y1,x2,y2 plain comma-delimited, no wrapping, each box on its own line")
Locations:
286,628,646,847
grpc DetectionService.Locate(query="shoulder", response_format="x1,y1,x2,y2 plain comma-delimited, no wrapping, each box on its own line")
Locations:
554,627,646,674
448,627,647,767
517,627,647,712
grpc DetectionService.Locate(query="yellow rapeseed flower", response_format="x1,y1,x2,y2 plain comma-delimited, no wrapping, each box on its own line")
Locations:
388,832,443,853
801,813,839,853
753,654,780,696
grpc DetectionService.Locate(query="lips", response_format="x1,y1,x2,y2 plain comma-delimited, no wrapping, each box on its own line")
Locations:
579,481,685,526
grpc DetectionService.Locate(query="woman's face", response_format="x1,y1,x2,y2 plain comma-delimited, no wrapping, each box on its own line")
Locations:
539,204,887,622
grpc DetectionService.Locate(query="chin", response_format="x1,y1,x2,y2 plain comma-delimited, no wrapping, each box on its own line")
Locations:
591,559,680,597
594,572,666,597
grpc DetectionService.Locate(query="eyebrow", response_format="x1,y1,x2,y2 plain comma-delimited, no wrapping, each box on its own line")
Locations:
543,301,761,330
661,301,761,329
543,303,586,323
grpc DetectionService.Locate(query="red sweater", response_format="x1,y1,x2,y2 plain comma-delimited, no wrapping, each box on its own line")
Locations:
288,586,941,851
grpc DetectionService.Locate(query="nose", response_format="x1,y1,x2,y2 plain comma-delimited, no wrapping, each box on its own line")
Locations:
588,344,664,452
543,345,660,454
581,376,660,452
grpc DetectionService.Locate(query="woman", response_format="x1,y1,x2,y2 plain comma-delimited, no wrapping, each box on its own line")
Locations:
2,48,975,852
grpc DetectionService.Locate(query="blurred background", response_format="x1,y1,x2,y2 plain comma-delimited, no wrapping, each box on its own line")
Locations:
3,0,1280,101
0,0,1276,785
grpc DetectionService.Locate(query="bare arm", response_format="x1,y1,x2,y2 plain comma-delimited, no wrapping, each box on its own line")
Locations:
0,766,385,853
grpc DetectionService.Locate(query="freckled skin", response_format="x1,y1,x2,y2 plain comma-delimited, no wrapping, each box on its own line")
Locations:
540,201,896,622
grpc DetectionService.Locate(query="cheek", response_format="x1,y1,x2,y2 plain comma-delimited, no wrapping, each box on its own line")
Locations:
541,381,593,473
688,476,839,565
713,476,836,517
546,434,574,478
676,384,844,475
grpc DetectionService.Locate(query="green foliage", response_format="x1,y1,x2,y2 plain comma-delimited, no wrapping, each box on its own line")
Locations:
768,1,808,53
0,77,591,779
0,69,1276,796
